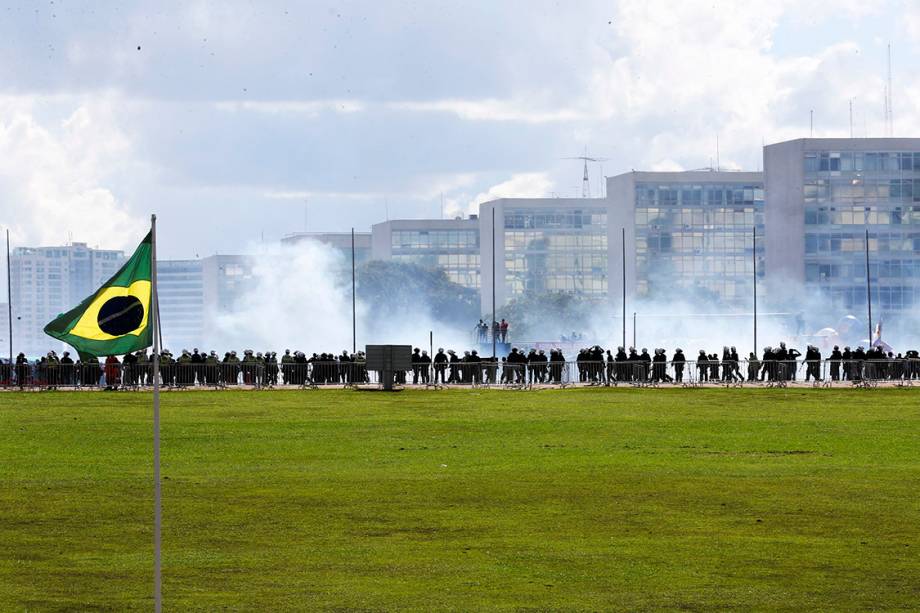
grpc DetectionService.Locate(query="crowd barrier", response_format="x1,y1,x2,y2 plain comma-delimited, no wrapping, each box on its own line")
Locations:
1,359,919,390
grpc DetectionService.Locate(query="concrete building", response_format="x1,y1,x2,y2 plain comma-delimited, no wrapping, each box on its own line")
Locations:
157,259,205,350
765,138,920,321
281,232,372,265
157,255,258,350
10,243,125,356
478,173,763,317
480,199,623,314
200,255,258,317
371,217,481,289
607,170,765,309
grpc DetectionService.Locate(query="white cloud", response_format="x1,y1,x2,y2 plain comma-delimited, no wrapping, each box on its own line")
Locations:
389,99,590,123
900,0,920,49
445,172,554,218
215,99,366,115
0,97,146,250
649,159,685,172
263,173,479,203
567,0,900,170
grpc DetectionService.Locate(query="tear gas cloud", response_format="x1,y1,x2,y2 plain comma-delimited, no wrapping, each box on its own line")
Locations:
209,241,474,354
205,241,920,357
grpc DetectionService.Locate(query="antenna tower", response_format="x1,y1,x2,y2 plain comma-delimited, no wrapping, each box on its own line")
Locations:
563,146,608,198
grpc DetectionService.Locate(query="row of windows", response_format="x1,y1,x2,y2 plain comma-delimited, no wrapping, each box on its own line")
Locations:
504,231,607,251
805,151,920,173
804,178,920,203
635,185,763,207
637,278,751,299
636,208,763,227
391,230,479,249
805,233,920,254
805,206,920,226
504,209,607,230
388,255,480,289
638,256,759,275
819,285,920,311
392,254,480,269
637,232,761,252
806,260,920,282
159,279,204,287
159,291,205,300
506,275,607,294
505,254,607,271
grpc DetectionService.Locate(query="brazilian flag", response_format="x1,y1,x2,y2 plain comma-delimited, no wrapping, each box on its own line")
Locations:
44,232,154,357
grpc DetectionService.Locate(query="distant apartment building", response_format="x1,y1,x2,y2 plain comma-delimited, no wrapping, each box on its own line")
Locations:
608,170,765,308
765,138,920,320
157,260,205,350
157,255,257,350
371,218,481,289
10,243,125,356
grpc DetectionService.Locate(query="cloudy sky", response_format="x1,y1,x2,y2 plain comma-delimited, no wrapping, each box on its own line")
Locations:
1,0,919,262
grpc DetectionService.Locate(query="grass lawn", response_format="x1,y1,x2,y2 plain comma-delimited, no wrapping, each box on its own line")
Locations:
1,388,919,611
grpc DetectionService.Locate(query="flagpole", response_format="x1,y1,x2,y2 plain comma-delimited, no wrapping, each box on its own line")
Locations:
150,214,162,613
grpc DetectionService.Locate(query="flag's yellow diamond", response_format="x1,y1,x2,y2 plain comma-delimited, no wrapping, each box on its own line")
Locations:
69,280,152,341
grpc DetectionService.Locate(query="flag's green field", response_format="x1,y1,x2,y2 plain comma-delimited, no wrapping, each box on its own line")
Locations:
1,388,919,611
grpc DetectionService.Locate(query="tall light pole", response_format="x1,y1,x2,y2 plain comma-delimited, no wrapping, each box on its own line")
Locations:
753,225,758,354
351,228,357,354
491,207,497,359
865,228,872,344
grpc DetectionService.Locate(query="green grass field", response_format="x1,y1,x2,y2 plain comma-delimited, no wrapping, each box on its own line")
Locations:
1,388,919,611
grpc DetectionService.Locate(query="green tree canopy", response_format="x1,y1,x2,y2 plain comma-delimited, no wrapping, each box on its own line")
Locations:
356,260,479,325
492,292,599,340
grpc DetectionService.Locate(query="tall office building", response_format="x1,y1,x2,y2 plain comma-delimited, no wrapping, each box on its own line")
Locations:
10,243,125,356
608,171,765,308
480,198,623,314
371,218,481,289
765,138,920,323
200,255,258,317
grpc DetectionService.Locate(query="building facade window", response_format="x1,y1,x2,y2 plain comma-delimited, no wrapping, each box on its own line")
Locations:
503,208,608,297
390,229,481,288
634,182,764,305
803,150,920,313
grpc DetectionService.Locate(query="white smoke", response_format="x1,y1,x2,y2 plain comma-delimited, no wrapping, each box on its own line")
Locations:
212,241,475,354
209,240,919,359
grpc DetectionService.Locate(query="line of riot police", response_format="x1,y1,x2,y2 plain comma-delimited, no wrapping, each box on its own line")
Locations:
4,342,920,389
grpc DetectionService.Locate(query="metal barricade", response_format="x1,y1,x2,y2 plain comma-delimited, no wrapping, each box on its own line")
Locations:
3,354,920,391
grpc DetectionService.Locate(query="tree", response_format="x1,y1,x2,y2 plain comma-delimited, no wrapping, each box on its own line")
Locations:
355,260,479,324
493,292,597,340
